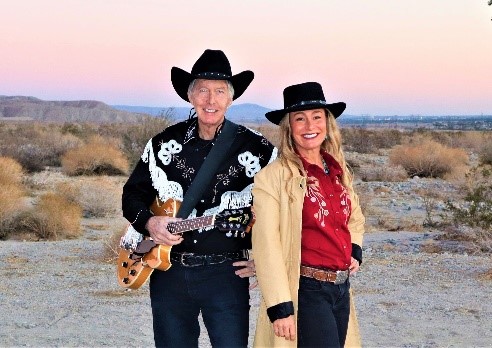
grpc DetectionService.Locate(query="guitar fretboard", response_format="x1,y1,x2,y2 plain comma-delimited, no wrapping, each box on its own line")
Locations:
167,215,215,234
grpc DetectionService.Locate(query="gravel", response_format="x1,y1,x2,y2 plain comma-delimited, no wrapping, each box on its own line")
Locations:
1,229,491,348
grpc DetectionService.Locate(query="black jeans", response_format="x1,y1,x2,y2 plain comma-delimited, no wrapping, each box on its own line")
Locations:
149,260,250,348
297,276,351,348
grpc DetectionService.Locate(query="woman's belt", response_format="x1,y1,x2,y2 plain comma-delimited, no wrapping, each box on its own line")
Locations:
300,265,349,285
170,250,249,267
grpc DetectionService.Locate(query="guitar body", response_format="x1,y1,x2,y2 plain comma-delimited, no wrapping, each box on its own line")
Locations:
117,198,254,290
117,249,155,289
117,198,178,289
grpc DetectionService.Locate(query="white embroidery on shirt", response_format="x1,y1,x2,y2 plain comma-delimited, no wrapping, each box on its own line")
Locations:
238,151,261,178
157,139,182,165
336,176,351,224
306,176,329,227
201,185,253,236
143,139,184,203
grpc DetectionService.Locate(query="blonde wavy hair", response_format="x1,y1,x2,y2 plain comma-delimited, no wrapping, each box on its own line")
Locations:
278,108,353,188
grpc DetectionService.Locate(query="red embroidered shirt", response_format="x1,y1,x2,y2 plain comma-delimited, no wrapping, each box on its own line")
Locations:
300,151,352,271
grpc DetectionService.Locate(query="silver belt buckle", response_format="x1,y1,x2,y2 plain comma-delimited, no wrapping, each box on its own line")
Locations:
180,252,200,267
242,250,249,259
334,270,348,285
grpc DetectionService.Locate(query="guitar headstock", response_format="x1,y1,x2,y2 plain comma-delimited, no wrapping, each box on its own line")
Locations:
215,207,255,235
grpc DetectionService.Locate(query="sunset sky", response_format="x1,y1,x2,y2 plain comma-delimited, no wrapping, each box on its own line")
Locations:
1,0,492,116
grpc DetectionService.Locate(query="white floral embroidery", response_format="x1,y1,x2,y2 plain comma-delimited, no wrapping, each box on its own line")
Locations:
337,178,351,224
143,139,184,202
201,185,253,236
119,224,143,250
306,176,329,227
158,139,182,165
238,151,261,177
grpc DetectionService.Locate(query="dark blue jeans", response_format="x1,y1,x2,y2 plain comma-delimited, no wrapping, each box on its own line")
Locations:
297,276,351,348
149,260,250,348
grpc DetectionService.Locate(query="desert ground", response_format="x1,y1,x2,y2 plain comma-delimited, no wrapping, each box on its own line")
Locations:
1,227,491,347
1,165,491,347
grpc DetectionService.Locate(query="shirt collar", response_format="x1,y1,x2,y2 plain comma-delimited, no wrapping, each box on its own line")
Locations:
297,149,343,177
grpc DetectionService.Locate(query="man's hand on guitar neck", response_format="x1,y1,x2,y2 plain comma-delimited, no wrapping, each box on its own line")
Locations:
145,216,184,246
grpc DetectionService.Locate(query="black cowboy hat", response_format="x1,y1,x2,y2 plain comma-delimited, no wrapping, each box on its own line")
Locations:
171,49,254,102
265,82,346,125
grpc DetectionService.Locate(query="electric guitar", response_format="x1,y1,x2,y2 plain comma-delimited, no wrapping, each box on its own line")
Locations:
117,198,255,289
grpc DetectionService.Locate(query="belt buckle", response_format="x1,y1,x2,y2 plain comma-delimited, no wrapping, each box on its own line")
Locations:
209,254,227,265
180,252,201,267
334,270,348,285
241,250,249,259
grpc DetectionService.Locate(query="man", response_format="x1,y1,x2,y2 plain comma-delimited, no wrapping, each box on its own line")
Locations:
122,49,277,347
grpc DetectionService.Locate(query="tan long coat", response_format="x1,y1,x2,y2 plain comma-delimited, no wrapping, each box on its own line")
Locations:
251,158,365,348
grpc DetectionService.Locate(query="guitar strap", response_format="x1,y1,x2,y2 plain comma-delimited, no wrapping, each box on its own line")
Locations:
176,119,238,219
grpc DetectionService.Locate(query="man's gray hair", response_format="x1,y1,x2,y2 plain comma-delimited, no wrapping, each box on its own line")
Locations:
187,79,235,100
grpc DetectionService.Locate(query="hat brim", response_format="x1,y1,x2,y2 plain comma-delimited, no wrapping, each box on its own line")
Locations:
171,67,254,102
265,102,346,125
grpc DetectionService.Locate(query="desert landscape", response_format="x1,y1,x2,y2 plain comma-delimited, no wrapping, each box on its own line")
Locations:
0,111,491,347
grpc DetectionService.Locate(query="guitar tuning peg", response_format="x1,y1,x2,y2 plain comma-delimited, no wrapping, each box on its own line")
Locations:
241,232,245,238
226,231,232,237
234,231,238,238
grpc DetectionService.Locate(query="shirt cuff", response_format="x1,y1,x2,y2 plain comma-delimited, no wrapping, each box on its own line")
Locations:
132,209,154,236
266,301,295,323
352,243,363,265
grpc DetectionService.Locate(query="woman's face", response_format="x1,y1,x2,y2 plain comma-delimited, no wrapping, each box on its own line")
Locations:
289,108,327,157
189,79,232,130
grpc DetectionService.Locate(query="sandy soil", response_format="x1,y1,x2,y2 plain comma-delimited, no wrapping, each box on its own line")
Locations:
1,227,490,348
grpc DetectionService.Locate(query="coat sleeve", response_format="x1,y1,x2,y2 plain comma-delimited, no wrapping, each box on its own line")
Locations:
121,151,156,236
252,165,294,321
347,182,365,263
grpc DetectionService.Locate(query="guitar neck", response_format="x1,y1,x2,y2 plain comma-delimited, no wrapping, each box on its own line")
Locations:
167,215,216,234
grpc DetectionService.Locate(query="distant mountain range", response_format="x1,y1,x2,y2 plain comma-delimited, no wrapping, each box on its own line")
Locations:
112,103,272,123
0,96,271,124
1,96,491,130
0,96,149,123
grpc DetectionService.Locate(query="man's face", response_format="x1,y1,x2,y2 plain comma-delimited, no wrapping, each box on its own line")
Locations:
189,79,232,131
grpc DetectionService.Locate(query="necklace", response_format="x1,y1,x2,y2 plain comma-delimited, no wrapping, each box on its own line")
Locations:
194,138,214,152
321,157,330,175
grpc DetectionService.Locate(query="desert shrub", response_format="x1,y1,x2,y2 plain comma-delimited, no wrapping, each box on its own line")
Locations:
251,124,281,148
404,130,491,156
359,164,408,182
0,157,26,239
19,192,83,240
389,139,468,178
0,156,24,185
478,141,492,165
65,177,123,218
54,181,81,205
341,128,403,154
436,225,492,254
119,117,173,167
61,135,129,176
0,123,82,172
444,166,492,231
102,224,128,263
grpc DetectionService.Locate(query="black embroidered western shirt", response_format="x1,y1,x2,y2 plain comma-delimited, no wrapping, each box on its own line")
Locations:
122,118,277,254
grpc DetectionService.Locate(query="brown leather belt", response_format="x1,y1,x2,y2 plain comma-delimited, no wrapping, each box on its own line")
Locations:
300,265,349,285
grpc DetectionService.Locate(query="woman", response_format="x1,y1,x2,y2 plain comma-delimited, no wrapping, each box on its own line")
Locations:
252,82,365,347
